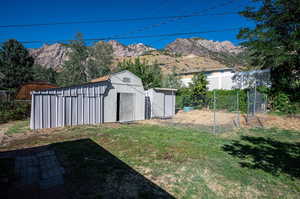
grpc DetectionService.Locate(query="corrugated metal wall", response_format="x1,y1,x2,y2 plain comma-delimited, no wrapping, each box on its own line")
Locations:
146,89,176,118
30,82,107,130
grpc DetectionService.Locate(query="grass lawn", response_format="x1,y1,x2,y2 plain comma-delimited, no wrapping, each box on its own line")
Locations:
0,122,300,198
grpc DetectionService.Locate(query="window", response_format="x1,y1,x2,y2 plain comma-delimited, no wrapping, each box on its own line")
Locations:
123,77,130,83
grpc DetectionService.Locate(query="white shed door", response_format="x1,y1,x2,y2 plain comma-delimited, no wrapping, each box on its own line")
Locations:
164,93,173,118
120,93,134,122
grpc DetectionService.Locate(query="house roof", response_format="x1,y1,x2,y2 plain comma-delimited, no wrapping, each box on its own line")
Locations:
21,81,58,87
90,75,110,83
177,67,234,75
154,88,177,92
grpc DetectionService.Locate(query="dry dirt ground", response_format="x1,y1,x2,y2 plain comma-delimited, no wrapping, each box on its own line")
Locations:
141,110,300,131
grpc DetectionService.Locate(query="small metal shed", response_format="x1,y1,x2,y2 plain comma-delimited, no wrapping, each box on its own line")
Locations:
145,88,177,119
30,70,145,129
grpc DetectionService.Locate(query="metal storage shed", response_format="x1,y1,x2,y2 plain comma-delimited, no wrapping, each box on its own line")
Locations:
145,88,177,119
30,70,145,129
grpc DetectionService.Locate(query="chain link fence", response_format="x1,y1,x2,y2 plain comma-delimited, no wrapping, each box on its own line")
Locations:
174,88,267,133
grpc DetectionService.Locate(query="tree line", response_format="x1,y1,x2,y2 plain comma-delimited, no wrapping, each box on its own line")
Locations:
0,32,182,91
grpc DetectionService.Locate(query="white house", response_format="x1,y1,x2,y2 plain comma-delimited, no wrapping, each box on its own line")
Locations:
178,68,270,90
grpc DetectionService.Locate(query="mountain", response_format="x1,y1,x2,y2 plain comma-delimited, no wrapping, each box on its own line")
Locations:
29,38,247,73
166,38,243,55
107,40,155,57
29,43,69,70
165,38,247,67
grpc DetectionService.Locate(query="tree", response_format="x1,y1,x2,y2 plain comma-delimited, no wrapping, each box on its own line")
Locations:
0,39,34,89
161,67,182,89
58,33,113,86
190,73,208,105
237,0,300,102
58,33,88,86
117,58,162,89
32,64,58,84
86,41,113,80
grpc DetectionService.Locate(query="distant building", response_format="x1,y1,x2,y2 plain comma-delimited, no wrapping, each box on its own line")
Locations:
178,68,235,90
177,68,270,90
16,81,58,100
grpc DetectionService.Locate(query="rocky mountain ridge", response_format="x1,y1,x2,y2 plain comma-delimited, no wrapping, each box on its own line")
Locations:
29,38,246,73
166,38,243,55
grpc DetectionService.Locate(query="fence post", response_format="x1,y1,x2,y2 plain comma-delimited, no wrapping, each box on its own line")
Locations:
213,90,216,134
237,91,240,128
253,81,257,116
247,90,250,117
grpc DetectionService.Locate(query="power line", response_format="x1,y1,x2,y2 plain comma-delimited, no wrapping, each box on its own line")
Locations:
3,28,240,44
148,0,249,46
0,12,238,29
110,0,240,38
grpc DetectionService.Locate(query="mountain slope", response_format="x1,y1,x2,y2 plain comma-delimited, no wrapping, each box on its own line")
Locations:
29,38,247,73
29,43,69,70
165,38,247,67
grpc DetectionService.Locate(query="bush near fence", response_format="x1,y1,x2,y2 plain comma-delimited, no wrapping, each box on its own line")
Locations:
176,89,248,113
0,101,31,123
207,89,248,113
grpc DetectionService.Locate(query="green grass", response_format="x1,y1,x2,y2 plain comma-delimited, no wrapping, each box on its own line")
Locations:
5,120,30,134
0,122,299,198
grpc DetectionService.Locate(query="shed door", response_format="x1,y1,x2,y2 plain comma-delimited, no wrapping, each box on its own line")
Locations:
164,93,173,118
119,93,135,122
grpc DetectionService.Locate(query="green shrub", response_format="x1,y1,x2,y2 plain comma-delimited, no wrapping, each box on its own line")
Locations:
176,88,248,112
176,87,193,108
0,101,31,123
270,92,299,115
206,89,248,113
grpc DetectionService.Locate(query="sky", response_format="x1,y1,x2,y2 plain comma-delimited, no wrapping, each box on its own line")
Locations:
0,0,257,49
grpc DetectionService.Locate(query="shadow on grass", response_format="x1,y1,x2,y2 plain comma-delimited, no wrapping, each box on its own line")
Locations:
0,139,175,199
54,138,175,198
222,135,300,178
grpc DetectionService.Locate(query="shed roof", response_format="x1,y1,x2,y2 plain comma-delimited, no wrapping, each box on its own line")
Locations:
154,88,177,92
90,75,110,83
90,70,141,84
177,67,234,75
21,81,57,87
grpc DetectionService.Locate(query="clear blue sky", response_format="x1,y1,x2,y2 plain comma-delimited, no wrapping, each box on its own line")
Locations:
0,0,256,49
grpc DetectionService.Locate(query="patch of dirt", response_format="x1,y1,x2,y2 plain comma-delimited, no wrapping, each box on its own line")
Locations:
141,110,300,132
142,110,237,127
200,168,262,199
256,114,300,131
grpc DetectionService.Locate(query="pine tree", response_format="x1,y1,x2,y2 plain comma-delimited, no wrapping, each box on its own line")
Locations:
190,73,208,105
0,39,34,89
58,33,89,86
86,41,113,81
238,0,300,102
32,64,58,84
161,67,182,89
58,33,113,86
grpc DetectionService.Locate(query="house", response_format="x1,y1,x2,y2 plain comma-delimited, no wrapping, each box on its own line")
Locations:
178,68,270,90
178,68,235,90
30,71,146,129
